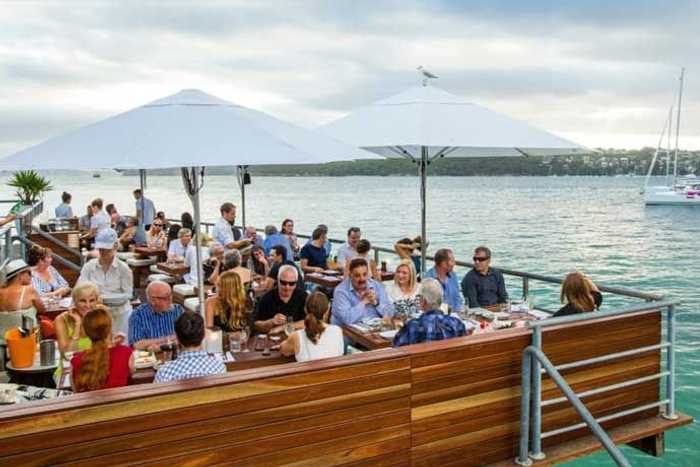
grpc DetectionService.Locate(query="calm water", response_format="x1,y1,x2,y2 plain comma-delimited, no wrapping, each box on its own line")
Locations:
2,174,698,465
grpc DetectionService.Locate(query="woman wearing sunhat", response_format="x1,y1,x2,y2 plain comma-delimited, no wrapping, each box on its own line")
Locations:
0,259,47,347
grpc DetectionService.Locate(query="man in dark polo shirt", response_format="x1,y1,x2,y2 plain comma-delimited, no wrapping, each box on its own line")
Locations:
254,265,308,333
461,246,509,308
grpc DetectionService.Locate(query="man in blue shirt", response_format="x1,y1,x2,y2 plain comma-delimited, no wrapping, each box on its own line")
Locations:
133,189,156,229
423,248,465,312
461,246,509,308
337,226,361,271
393,278,467,347
263,225,293,261
154,311,225,383
331,258,394,326
54,191,73,218
128,281,183,350
300,227,329,273
211,202,251,253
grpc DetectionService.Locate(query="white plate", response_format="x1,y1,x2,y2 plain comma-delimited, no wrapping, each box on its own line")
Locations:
379,330,398,339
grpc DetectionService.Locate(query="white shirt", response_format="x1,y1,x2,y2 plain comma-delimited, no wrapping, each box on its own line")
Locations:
386,282,421,317
184,246,209,285
168,239,192,259
212,217,237,251
77,257,134,335
295,325,344,362
78,257,133,299
90,210,111,232
337,243,358,270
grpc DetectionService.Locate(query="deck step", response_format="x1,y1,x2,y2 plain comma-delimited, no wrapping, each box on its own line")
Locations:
488,413,693,466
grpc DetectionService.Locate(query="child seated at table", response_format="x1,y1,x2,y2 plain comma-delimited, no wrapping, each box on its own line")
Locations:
71,306,134,392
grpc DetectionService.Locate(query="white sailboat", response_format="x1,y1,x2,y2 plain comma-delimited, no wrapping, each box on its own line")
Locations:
642,68,700,206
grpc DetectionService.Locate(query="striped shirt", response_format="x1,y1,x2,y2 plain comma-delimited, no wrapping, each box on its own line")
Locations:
31,266,69,295
128,303,183,346
154,350,226,383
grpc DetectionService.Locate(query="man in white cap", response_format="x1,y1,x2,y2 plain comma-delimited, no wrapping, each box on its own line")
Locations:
77,228,133,336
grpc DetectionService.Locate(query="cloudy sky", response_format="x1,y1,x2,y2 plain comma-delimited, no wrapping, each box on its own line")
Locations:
1,0,698,157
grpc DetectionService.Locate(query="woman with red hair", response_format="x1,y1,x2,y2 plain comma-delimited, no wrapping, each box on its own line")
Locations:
71,305,134,392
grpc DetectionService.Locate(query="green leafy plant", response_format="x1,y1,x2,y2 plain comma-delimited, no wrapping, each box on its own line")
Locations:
7,170,53,204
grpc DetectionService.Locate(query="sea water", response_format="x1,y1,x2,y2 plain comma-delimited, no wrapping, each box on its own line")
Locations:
2,173,697,465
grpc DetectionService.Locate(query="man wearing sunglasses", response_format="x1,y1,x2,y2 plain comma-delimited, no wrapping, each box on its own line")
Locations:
461,246,508,309
254,265,307,333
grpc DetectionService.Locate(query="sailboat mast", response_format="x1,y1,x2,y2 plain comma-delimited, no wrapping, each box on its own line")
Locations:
673,68,684,183
665,106,672,185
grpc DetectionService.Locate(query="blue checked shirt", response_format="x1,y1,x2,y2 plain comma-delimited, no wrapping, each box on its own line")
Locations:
392,309,467,347
128,303,183,346
154,350,226,383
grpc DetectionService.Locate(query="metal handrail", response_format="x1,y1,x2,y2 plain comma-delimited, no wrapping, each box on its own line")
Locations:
167,219,665,303
516,345,631,467
16,236,81,272
31,228,82,260
518,300,678,464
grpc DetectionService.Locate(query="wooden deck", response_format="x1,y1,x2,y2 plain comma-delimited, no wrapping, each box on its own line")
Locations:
0,309,691,466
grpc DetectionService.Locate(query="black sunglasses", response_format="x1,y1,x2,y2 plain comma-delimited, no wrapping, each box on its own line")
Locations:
473,256,490,262
153,223,164,227
279,279,296,287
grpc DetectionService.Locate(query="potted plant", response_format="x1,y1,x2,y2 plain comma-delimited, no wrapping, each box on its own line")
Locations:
7,170,53,233
7,170,53,205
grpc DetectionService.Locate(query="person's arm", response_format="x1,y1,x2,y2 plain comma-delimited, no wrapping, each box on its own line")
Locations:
128,352,136,375
205,297,217,328
393,242,413,259
254,313,287,333
52,267,71,297
31,288,47,315
55,313,81,354
300,258,323,274
374,285,395,319
121,263,134,299
279,331,299,356
227,238,251,250
461,273,479,308
370,260,381,281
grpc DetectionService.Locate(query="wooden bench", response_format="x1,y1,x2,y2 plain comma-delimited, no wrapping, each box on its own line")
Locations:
0,310,690,466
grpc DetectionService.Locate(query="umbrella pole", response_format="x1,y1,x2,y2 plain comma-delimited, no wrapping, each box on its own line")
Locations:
192,168,206,317
420,146,428,276
137,169,147,244
238,165,246,228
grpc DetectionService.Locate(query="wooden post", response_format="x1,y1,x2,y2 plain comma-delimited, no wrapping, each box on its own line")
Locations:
629,432,665,457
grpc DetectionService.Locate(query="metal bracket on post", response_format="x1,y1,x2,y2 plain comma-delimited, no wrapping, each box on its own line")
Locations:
516,350,533,466
530,326,546,461
662,304,678,420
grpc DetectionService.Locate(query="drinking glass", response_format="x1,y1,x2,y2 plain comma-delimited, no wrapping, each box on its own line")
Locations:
284,321,295,337
240,328,249,352
229,332,242,353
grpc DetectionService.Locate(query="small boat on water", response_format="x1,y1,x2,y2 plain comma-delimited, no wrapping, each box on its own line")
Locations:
92,172,101,178
642,68,700,206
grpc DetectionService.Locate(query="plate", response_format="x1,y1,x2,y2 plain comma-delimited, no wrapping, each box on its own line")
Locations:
379,330,398,339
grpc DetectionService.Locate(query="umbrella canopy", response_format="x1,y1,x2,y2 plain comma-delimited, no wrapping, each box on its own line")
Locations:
0,89,376,170
1,89,378,314
320,84,590,278
320,85,587,159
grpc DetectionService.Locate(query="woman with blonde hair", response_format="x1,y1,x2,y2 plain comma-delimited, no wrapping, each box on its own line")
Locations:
553,272,603,318
71,305,134,392
204,270,251,332
280,292,343,362
55,282,100,354
386,259,421,318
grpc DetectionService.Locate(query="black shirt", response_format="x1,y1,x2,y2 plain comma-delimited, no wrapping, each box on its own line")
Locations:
255,287,308,323
553,291,603,318
461,268,508,308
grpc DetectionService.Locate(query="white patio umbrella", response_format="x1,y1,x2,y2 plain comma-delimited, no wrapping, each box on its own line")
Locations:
0,89,378,312
320,83,589,274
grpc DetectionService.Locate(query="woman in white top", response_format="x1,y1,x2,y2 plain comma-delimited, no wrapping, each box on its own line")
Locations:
280,292,344,362
386,259,421,319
